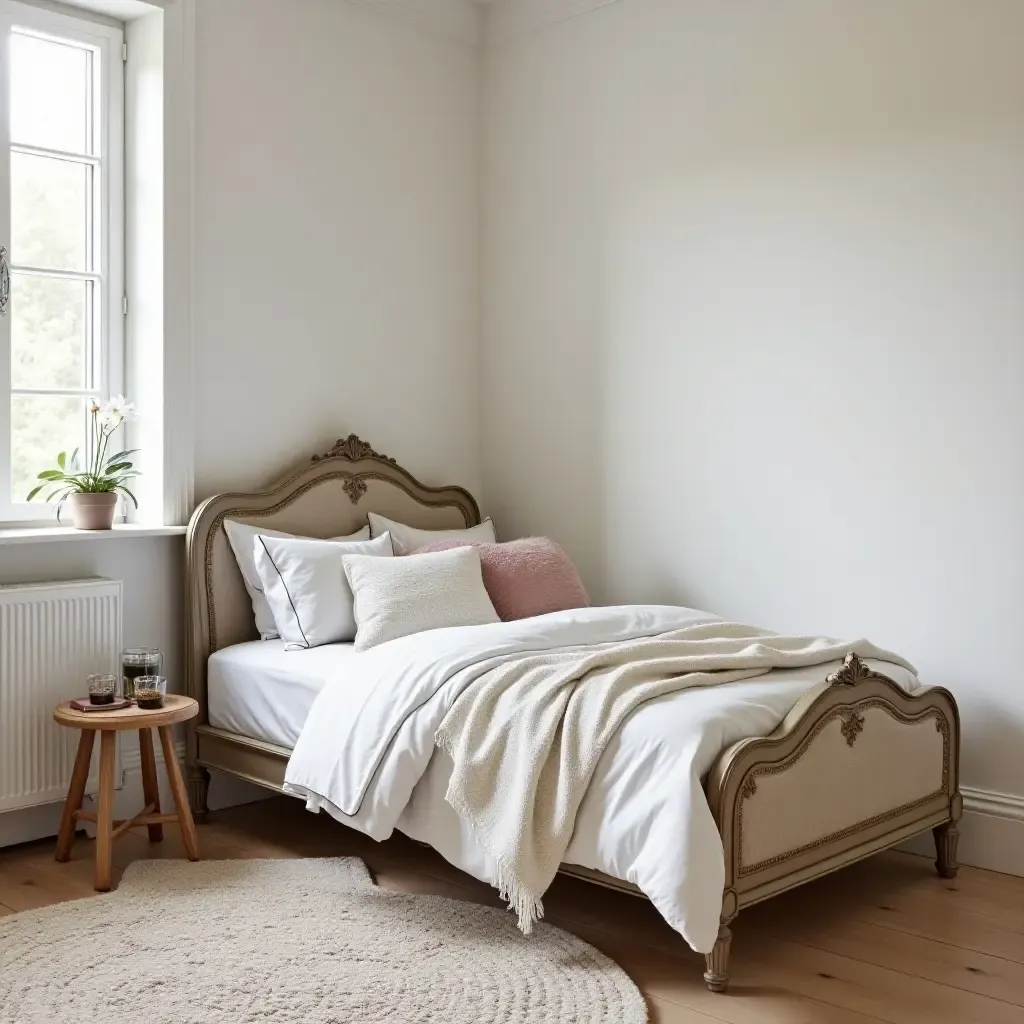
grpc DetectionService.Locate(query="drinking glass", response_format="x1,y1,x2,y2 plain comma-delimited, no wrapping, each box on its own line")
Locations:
121,648,162,701
87,673,118,705
134,676,167,710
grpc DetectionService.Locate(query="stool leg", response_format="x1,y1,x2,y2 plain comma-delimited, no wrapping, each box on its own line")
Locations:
159,725,199,861
138,728,164,842
95,730,117,892
55,730,95,862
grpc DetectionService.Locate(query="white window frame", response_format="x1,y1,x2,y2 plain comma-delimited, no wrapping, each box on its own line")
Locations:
0,0,124,523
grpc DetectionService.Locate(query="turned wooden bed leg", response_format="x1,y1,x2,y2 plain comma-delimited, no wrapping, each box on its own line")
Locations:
934,821,960,879
704,923,733,993
934,792,963,879
188,764,211,823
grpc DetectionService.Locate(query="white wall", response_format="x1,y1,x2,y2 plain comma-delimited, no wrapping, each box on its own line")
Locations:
192,0,481,498
0,0,481,845
481,0,1024,862
9,0,1022,871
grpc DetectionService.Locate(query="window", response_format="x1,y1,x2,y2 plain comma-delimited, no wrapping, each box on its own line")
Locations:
0,1,123,521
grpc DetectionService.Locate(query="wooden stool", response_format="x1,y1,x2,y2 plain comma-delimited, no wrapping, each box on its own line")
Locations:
53,695,201,891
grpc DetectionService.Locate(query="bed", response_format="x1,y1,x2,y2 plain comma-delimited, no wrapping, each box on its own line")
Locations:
185,434,962,993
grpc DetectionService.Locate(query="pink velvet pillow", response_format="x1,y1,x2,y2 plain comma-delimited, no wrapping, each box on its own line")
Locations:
418,537,589,622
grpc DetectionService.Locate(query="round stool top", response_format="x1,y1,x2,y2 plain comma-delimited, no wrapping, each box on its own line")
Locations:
53,694,198,731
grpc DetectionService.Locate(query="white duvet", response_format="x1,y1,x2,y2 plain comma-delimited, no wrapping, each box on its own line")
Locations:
284,605,919,953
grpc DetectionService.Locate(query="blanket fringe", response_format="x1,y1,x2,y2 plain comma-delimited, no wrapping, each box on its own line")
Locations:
495,859,544,935
436,723,545,935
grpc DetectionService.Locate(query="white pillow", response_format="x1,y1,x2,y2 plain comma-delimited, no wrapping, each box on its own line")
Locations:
343,546,499,651
367,512,496,556
253,532,394,650
224,520,371,639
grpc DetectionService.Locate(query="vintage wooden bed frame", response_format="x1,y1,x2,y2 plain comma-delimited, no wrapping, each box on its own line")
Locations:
184,435,962,993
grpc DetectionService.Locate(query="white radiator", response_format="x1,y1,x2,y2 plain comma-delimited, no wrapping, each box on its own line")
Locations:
0,579,122,812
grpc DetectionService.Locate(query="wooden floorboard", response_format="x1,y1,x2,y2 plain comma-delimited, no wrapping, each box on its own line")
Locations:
2,796,1023,1024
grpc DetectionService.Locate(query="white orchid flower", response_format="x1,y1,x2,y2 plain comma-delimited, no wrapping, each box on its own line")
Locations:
101,395,135,430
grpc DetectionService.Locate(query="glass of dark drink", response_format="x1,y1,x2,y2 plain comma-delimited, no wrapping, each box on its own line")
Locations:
121,648,162,701
87,674,118,705
134,676,167,709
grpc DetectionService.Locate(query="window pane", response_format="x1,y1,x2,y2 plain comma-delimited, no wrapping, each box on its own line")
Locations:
11,274,89,390
12,153,90,272
11,33,90,154
12,394,87,504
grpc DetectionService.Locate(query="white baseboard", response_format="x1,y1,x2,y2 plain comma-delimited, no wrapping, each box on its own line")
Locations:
8,749,1022,883
77,741,271,836
0,802,67,850
900,786,1024,877
962,785,1024,824
207,766,275,813
0,739,271,849
118,740,271,813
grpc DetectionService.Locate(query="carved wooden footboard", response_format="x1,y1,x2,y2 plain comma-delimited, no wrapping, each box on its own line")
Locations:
702,653,961,992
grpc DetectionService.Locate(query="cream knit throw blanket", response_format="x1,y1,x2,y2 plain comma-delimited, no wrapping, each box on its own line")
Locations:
434,621,912,933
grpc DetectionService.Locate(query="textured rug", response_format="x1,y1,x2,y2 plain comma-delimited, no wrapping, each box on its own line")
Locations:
0,857,647,1023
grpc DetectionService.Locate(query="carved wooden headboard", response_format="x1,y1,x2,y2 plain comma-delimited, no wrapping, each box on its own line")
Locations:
184,434,480,721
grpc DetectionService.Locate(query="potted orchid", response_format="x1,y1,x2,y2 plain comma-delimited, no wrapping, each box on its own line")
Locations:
26,395,139,530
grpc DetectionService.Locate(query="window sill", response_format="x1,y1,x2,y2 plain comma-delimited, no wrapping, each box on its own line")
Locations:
0,523,187,546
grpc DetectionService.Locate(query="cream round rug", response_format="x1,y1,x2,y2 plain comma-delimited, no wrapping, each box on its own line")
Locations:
0,858,647,1023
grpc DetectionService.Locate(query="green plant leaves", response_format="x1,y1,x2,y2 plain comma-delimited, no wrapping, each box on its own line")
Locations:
28,417,142,509
104,448,139,466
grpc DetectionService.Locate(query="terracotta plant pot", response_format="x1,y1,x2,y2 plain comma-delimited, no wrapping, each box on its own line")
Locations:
64,491,119,530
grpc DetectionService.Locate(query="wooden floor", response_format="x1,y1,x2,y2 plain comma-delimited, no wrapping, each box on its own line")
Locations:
2,798,1023,1023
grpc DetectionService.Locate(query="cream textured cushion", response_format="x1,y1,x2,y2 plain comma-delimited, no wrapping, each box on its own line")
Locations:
225,520,370,639
343,546,500,651
254,532,394,649
367,512,496,556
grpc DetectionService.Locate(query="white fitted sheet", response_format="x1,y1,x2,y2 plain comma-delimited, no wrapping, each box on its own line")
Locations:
207,640,355,748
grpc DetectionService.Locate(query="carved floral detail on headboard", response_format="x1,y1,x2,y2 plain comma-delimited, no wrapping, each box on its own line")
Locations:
312,433,397,465
343,478,368,504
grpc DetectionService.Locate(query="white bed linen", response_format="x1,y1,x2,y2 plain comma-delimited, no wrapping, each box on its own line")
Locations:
282,606,920,954
208,640,356,748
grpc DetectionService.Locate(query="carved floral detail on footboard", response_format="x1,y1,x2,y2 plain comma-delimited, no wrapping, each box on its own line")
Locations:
827,653,879,687
840,710,865,747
